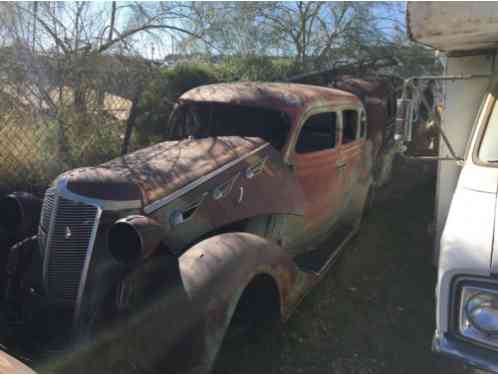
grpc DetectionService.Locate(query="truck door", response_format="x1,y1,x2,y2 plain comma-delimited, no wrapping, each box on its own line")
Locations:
289,110,345,248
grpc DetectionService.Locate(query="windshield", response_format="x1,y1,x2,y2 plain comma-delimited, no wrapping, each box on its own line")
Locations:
479,98,498,163
168,102,290,150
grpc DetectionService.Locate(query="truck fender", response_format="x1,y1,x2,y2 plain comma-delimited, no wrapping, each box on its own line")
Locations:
176,232,302,372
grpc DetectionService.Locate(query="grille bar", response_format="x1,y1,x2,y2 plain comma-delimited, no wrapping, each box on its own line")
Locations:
42,192,100,306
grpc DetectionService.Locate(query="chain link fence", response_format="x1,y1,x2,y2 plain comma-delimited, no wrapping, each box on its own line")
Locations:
0,87,128,195
0,54,156,195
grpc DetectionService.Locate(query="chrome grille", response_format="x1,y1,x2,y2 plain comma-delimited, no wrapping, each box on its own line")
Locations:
45,196,99,303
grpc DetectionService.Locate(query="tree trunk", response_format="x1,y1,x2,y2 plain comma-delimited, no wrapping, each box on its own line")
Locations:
121,94,140,155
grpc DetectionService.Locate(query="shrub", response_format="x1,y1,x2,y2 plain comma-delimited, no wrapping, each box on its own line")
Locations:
215,56,299,82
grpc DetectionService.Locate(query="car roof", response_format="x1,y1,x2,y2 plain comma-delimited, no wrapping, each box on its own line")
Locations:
178,82,360,114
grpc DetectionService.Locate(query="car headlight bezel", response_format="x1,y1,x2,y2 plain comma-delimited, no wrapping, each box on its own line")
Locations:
451,277,498,351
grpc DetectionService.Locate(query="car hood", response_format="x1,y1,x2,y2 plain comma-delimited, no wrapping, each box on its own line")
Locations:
56,136,267,208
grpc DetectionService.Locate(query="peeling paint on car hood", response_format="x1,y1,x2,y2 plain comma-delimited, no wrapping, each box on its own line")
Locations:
56,137,266,207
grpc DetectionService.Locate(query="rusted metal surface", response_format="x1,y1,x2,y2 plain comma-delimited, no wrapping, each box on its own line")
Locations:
58,136,266,206
333,76,398,160
334,77,393,99
150,142,305,252
179,82,360,119
292,143,344,236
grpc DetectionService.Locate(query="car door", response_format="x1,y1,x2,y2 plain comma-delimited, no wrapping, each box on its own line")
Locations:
338,107,370,229
288,109,345,249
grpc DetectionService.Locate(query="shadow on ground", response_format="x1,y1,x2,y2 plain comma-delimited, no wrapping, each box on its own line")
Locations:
215,158,470,373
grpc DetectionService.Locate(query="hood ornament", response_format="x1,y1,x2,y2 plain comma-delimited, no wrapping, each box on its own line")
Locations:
65,226,72,240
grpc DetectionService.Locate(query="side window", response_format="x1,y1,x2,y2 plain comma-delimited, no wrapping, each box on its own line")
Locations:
295,112,337,154
360,111,367,138
342,109,359,144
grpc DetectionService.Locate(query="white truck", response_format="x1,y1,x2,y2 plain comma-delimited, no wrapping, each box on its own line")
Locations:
397,2,498,371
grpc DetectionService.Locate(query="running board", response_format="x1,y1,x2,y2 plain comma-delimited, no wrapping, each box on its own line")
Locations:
294,224,358,275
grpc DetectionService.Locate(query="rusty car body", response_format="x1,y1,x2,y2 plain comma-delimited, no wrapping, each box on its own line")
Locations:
0,81,393,372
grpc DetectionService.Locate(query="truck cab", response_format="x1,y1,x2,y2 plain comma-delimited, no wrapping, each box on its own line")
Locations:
434,80,498,371
398,3,498,371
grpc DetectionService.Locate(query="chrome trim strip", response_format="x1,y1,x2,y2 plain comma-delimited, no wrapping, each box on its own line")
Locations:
58,182,140,211
42,190,59,294
144,142,270,214
212,172,240,200
96,199,141,211
74,205,102,323
170,192,208,226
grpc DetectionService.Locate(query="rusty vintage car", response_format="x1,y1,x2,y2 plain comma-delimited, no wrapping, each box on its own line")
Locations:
0,82,394,372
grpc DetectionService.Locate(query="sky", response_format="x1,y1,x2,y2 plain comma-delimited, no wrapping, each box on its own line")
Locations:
20,1,407,60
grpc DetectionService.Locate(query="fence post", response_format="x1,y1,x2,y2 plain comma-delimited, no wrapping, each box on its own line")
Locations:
121,94,140,156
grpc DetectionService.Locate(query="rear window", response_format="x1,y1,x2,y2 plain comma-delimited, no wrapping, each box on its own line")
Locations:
342,110,358,144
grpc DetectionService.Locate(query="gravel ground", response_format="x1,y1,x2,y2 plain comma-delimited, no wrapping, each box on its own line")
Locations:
215,159,471,373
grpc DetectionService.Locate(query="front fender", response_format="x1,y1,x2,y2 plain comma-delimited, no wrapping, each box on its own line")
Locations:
52,233,305,373
177,232,302,371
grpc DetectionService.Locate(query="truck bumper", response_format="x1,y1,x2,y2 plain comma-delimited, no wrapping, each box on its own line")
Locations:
433,331,498,372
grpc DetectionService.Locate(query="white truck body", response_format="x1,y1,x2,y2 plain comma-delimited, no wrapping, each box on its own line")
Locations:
435,54,495,259
407,2,498,370
407,2,498,52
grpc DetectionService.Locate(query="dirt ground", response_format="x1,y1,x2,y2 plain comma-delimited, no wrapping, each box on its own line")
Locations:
215,158,471,373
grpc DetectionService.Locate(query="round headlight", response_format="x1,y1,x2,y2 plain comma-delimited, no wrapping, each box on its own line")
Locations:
108,215,163,265
466,292,498,335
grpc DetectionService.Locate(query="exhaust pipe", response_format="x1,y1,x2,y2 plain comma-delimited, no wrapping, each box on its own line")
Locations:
108,215,164,265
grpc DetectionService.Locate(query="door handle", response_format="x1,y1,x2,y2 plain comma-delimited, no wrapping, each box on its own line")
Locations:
336,160,346,169
170,192,208,225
